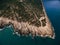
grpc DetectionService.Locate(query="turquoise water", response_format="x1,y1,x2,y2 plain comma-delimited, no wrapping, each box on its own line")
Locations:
0,0,60,45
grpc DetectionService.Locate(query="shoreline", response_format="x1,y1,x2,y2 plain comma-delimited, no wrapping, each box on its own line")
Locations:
0,0,55,39
0,17,55,39
41,0,55,39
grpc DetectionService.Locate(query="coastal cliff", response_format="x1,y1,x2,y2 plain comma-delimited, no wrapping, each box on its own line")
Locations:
0,0,55,39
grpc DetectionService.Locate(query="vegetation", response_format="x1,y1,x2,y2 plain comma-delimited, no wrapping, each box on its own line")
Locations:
0,0,46,27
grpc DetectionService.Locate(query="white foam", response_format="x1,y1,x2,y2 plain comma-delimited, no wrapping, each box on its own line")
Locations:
0,29,3,31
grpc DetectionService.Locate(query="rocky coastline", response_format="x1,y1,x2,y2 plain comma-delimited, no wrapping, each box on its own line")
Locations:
0,0,55,39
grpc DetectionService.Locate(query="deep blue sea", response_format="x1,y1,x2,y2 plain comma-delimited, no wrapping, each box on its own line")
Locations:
0,0,60,45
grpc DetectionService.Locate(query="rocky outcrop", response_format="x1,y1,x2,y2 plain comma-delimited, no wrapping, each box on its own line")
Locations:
0,0,55,39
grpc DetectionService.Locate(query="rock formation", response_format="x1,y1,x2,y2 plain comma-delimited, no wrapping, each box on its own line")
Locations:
0,0,55,39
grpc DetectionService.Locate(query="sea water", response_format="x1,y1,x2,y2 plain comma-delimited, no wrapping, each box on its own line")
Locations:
0,0,60,45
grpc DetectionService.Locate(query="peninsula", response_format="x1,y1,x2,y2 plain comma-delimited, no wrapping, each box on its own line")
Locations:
0,0,55,39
